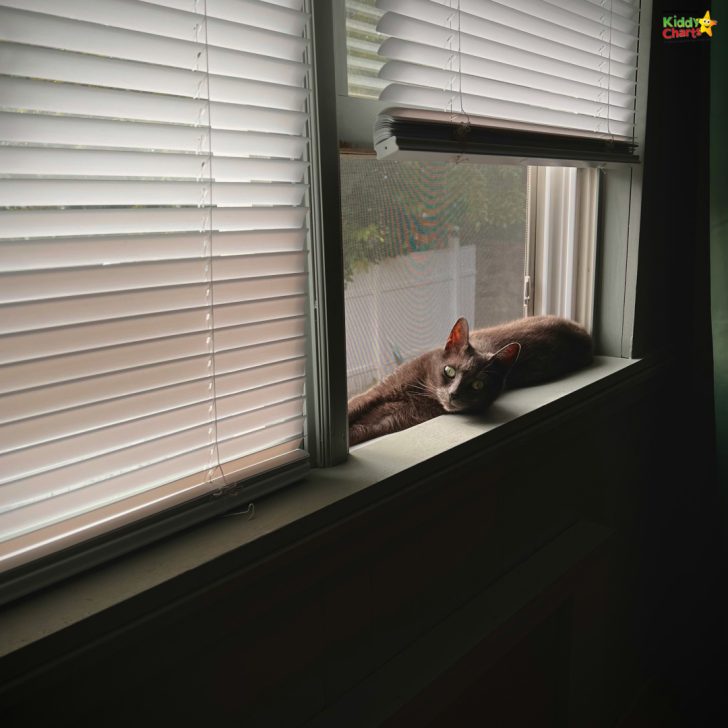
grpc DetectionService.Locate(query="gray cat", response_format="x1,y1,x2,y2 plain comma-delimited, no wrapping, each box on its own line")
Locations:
348,315,593,445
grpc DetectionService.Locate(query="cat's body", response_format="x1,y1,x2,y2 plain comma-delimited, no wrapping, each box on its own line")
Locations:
348,315,592,445
468,315,593,389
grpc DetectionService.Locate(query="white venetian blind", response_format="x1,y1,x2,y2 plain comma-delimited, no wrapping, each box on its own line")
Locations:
0,0,312,575
376,0,641,143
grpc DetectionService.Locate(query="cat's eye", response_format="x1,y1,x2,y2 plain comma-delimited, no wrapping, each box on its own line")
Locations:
471,380,485,391
443,365,456,379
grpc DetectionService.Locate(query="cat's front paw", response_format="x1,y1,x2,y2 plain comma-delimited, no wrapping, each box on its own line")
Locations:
348,424,368,446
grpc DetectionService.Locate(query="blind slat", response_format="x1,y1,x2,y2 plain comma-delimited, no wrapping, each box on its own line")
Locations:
1,78,307,134
145,0,310,34
546,0,638,33
0,425,304,546
377,11,635,79
0,7,309,85
0,180,307,209
584,0,637,20
0,300,306,363
1,327,307,395
1,229,306,273
0,403,304,513
0,276,308,335
1,382,306,482
0,148,307,183
0,113,307,158
0,347,307,424
0,207,308,239
380,60,635,122
0,43,308,111
377,0,637,62
378,19,635,92
380,38,636,105
379,84,632,137
464,0,638,48
0,0,308,51
1,356,306,428
0,254,307,303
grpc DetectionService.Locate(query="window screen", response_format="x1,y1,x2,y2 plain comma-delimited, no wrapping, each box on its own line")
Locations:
341,156,527,397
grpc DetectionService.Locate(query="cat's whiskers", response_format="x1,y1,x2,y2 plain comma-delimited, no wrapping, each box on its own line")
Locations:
410,378,438,398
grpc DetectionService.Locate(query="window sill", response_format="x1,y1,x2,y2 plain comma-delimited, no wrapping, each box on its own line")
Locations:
0,355,644,668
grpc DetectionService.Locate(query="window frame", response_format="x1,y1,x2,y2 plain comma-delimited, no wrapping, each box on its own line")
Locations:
306,0,350,467
527,166,600,331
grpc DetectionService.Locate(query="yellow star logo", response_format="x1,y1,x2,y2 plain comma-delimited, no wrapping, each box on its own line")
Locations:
698,10,718,36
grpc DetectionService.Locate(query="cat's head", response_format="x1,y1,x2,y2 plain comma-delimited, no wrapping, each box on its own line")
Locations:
431,318,520,413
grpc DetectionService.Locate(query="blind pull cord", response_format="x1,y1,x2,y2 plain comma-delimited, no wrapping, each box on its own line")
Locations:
196,0,228,493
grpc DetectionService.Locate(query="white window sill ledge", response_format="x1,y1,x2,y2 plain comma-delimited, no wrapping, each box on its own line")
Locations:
0,355,643,662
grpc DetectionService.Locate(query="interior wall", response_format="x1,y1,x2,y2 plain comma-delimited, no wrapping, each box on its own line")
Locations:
624,0,723,708
711,0,728,522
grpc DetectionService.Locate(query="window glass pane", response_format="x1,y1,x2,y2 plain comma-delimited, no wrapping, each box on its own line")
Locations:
341,156,528,398
345,0,386,99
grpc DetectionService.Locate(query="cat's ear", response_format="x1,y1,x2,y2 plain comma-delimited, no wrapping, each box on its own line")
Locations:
445,317,470,354
491,342,521,370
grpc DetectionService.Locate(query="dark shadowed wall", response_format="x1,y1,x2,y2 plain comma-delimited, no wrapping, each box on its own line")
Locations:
711,0,728,524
